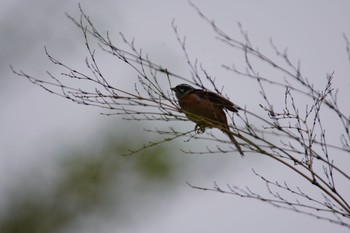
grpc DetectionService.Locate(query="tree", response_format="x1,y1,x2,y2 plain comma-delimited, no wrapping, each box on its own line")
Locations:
12,4,350,229
0,128,177,233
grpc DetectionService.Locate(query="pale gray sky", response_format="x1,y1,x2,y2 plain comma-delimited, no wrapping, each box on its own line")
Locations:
1,1,349,232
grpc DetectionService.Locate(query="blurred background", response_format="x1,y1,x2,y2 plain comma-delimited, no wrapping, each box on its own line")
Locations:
1,0,349,232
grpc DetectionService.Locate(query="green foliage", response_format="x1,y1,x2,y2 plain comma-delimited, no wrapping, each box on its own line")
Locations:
0,130,178,233
137,147,172,178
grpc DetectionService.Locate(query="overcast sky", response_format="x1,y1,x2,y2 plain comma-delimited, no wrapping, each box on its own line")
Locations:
1,1,350,233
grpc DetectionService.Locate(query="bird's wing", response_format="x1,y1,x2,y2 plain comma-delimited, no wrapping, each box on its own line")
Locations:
192,89,239,112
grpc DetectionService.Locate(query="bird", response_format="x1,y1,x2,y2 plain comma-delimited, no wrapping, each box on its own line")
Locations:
171,83,244,156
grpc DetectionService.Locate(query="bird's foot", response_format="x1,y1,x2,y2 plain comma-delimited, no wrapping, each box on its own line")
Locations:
194,124,206,134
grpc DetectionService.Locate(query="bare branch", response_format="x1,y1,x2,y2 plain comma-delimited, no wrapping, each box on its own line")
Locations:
12,3,350,229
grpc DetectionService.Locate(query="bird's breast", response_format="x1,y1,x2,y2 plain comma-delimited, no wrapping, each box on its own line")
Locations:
179,93,228,127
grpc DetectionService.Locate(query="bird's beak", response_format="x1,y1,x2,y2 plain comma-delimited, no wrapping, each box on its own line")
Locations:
170,87,176,91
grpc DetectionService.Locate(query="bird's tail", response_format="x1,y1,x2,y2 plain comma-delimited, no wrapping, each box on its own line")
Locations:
223,129,244,156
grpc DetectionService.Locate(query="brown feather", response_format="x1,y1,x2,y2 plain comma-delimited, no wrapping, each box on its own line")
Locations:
172,84,243,156
189,89,239,112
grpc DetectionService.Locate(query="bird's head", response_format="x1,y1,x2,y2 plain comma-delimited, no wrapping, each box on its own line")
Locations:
171,84,195,100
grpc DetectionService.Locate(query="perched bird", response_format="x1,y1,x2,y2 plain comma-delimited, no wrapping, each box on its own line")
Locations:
171,84,243,156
